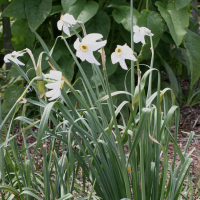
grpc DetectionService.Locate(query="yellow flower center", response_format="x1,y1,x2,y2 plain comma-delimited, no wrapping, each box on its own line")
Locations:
60,80,64,89
80,44,88,52
115,47,122,56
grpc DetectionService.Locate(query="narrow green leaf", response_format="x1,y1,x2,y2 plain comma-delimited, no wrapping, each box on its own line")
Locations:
127,108,151,164
57,193,73,200
95,91,133,104
35,102,56,149
174,158,192,199
0,185,20,197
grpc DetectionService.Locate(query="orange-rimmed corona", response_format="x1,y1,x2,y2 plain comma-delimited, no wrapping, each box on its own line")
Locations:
80,44,88,52
115,47,122,56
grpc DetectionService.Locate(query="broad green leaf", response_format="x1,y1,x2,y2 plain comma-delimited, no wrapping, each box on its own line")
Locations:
68,0,99,34
86,11,110,39
76,1,99,23
50,5,63,15
11,19,35,50
2,84,24,115
0,0,9,4
119,26,131,46
104,57,118,77
58,55,74,82
2,0,26,19
137,10,164,61
25,0,52,30
112,6,141,32
174,47,190,75
175,0,191,10
157,52,179,96
61,0,77,13
107,0,129,7
155,40,173,61
68,0,86,19
184,29,200,88
156,2,189,47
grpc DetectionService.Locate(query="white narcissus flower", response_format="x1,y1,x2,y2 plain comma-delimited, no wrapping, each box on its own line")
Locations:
133,25,154,44
57,13,76,36
4,51,26,66
44,70,64,101
74,33,107,65
111,44,137,70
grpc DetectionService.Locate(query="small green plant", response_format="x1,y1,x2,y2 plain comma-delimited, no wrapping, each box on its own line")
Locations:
182,81,200,107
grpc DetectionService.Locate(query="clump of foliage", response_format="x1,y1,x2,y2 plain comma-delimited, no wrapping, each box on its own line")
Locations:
0,0,198,199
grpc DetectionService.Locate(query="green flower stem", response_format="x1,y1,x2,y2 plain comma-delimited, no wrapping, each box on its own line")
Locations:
0,95,5,185
138,66,146,200
17,76,43,103
137,0,142,11
147,35,154,100
103,0,110,10
146,0,149,11
77,21,87,37
131,0,135,99
70,25,82,41
59,37,108,127
0,75,9,80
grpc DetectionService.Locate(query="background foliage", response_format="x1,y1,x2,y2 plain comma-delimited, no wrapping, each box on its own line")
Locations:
0,0,200,116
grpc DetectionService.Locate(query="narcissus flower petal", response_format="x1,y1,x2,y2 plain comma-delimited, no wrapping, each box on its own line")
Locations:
74,33,107,65
4,50,26,66
133,25,154,44
44,70,63,101
111,44,137,70
57,13,76,36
